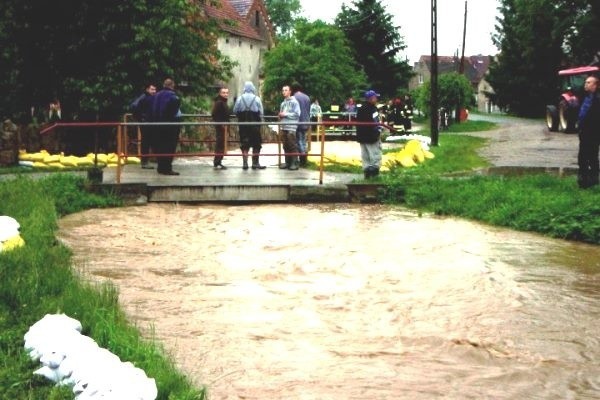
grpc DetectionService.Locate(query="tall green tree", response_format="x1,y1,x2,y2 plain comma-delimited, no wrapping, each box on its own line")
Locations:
487,0,599,117
561,0,600,65
262,20,367,111
334,0,412,99
0,0,232,122
264,0,301,38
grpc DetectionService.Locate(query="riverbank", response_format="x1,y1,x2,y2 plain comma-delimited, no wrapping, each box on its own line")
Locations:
2,116,598,399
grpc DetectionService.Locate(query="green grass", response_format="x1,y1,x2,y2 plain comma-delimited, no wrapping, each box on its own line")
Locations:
319,119,600,244
0,174,206,399
380,173,600,243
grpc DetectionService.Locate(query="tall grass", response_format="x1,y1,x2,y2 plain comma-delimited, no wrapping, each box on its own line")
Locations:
381,173,600,243
0,174,206,399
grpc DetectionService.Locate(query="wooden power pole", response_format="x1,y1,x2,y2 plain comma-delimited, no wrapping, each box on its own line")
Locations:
430,0,439,146
456,0,468,123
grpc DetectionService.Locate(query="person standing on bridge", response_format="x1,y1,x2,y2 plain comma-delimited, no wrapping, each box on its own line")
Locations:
278,84,301,170
233,81,266,170
356,89,383,179
577,74,600,189
130,83,157,169
292,82,311,167
211,86,230,170
152,78,182,176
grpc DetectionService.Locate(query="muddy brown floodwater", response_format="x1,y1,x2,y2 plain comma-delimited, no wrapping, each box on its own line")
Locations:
57,203,600,400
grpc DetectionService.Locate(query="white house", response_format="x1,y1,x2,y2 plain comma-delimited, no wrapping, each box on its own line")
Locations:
203,0,275,100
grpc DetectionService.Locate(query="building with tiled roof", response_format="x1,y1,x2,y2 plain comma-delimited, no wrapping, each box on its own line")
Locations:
202,0,275,99
409,54,497,112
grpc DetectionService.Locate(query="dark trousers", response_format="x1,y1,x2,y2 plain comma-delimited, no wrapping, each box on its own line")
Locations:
140,126,155,163
156,126,180,173
281,130,298,157
213,126,226,165
239,126,262,152
577,132,600,188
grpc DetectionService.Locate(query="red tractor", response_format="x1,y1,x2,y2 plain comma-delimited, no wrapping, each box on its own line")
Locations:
546,65,599,132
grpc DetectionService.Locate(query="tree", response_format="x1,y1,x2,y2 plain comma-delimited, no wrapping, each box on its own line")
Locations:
0,0,232,122
264,0,301,38
413,73,473,118
561,0,600,65
486,0,599,117
334,0,412,99
262,20,367,111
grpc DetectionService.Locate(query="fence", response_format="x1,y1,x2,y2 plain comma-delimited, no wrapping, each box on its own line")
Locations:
40,116,392,185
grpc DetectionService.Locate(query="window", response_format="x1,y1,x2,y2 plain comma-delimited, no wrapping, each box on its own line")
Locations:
418,74,424,84
255,11,260,27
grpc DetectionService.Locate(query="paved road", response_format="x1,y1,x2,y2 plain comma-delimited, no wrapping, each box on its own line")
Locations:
467,113,579,169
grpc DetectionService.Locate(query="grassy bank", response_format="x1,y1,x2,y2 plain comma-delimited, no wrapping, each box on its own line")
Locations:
0,174,205,399
378,121,600,244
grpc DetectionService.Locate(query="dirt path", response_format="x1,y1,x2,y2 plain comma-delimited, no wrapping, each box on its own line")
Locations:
467,114,578,169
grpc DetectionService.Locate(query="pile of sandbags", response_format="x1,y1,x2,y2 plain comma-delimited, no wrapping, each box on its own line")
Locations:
0,216,25,253
382,139,435,168
24,313,157,400
308,139,434,171
18,150,140,169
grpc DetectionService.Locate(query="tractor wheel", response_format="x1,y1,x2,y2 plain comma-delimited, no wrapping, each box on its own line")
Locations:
558,100,570,132
546,105,558,131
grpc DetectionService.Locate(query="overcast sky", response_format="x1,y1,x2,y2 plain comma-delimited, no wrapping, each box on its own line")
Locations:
299,0,501,64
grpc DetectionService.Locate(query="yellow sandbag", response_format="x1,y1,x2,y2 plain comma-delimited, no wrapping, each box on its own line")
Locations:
404,139,422,152
27,152,47,162
1,234,25,252
43,154,60,163
47,162,66,169
412,150,425,163
399,157,416,167
32,161,50,169
88,153,108,164
77,157,94,166
125,156,141,164
424,150,435,159
60,155,79,167
107,153,118,163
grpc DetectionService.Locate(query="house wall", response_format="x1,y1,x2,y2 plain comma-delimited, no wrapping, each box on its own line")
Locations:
217,36,267,102
477,79,498,113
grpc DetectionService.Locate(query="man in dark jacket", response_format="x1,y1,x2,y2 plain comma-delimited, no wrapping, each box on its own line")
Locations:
211,87,230,169
577,75,600,188
356,89,383,179
152,78,182,175
130,83,156,169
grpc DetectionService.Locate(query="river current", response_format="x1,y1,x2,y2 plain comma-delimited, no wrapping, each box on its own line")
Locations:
57,203,600,399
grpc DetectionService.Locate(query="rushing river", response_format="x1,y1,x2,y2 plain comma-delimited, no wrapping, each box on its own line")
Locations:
57,203,600,400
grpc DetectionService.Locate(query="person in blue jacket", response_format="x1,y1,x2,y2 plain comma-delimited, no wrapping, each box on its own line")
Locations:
152,78,182,175
577,75,600,188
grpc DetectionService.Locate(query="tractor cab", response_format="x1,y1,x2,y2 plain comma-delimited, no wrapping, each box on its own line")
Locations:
546,65,599,132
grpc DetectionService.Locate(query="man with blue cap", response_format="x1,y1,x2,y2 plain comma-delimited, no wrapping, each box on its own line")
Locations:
356,89,383,178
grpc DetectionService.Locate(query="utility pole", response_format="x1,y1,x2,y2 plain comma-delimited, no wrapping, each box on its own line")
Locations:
456,0,468,123
459,1,467,75
430,0,439,146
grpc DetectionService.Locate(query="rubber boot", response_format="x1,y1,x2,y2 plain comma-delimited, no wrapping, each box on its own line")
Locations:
252,154,266,170
279,156,290,169
299,155,307,167
242,151,249,170
288,157,299,170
